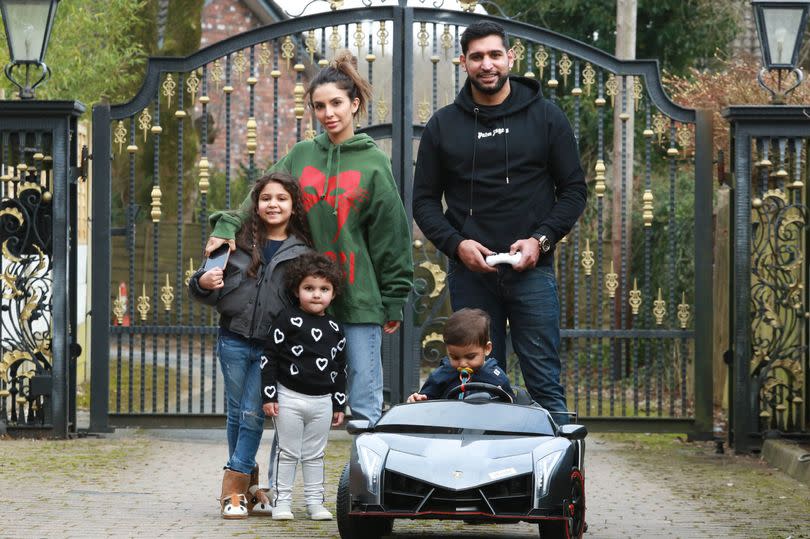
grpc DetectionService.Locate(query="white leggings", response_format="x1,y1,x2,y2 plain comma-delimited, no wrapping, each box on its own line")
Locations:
271,384,332,505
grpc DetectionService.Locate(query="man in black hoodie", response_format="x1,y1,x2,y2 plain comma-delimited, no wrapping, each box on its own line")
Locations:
412,21,587,423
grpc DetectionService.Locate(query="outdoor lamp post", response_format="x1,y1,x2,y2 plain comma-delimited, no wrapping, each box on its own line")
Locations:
0,0,59,99
751,0,810,103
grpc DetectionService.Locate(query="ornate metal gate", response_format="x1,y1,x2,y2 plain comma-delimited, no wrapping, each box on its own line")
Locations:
724,106,809,453
90,4,713,433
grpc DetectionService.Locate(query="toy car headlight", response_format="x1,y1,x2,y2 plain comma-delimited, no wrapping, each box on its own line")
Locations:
535,450,563,498
358,445,384,495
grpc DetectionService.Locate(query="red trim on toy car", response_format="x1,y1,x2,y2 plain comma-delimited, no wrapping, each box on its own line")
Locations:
348,510,568,522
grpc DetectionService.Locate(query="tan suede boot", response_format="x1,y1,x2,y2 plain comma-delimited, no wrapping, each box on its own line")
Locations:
247,464,273,516
219,469,250,519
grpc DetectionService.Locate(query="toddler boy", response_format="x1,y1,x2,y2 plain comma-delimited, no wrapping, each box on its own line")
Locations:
407,308,514,402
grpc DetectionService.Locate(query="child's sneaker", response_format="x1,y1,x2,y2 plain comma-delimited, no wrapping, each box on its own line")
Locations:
307,504,333,521
272,503,294,520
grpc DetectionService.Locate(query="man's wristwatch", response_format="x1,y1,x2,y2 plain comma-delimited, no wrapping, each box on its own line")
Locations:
533,234,551,253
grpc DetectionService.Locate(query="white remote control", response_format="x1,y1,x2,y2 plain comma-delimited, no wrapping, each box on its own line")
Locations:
485,252,522,266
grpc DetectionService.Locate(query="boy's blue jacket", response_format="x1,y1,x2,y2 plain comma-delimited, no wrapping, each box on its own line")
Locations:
418,357,514,399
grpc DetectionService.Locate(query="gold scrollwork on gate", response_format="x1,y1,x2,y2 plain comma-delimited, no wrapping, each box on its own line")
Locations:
633,76,643,111
186,69,200,105
161,274,174,311
582,63,595,96
211,58,224,91
137,284,151,321
417,22,429,58
259,42,272,74
628,278,641,315
138,108,152,143
605,74,618,108
162,73,177,110
605,260,618,299
377,21,389,57
440,24,453,59
511,39,525,73
581,239,594,276
376,95,389,123
305,30,318,64
652,113,668,145
558,53,572,87
417,99,431,124
114,120,127,154
233,50,248,81
677,292,690,329
418,261,446,299
535,47,548,80
353,23,365,58
653,288,666,325
184,258,196,287
281,36,295,70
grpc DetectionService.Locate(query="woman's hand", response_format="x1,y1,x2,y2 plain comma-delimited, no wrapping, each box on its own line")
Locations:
198,268,225,290
204,236,236,257
263,402,279,417
332,411,345,426
383,321,401,334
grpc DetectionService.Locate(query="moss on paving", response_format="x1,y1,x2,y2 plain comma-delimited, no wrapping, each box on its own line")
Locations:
598,433,810,539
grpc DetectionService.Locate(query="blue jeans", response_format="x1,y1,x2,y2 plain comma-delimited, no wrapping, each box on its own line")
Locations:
217,332,266,474
448,262,568,424
344,323,384,423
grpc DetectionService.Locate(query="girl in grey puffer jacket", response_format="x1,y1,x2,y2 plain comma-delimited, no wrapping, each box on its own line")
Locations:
189,172,312,520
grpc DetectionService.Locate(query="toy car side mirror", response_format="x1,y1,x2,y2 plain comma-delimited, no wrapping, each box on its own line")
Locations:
558,424,587,440
346,419,372,434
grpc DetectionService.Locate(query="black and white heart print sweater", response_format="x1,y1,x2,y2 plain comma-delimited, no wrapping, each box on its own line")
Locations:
260,306,347,412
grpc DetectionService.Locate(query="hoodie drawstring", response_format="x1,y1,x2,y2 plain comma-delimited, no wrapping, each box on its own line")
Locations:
470,107,478,217
321,143,341,217
504,117,510,185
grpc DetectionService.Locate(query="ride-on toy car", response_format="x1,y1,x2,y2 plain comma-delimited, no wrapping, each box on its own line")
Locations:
336,382,587,538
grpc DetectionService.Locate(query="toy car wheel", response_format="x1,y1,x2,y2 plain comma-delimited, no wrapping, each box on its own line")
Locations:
336,462,394,539
537,468,585,539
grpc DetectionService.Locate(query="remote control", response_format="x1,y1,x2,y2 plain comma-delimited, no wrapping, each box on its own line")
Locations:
485,252,522,266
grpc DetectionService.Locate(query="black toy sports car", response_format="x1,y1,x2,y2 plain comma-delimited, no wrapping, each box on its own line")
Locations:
336,383,587,538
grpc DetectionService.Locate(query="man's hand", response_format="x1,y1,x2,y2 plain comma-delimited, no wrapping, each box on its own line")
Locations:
457,239,497,273
198,268,225,290
407,392,428,403
263,402,279,416
510,238,540,272
204,236,236,257
383,321,401,334
332,411,345,426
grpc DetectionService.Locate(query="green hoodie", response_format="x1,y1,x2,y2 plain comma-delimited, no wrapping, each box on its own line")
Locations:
210,133,413,325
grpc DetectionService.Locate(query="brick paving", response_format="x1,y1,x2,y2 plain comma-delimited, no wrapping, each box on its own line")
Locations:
0,428,781,538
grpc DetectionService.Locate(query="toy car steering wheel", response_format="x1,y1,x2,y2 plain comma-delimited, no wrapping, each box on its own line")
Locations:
444,382,513,403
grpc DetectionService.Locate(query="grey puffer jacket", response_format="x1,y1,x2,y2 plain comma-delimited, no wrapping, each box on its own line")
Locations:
189,235,311,340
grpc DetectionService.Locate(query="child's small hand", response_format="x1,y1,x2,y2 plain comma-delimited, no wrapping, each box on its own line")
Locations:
199,268,224,290
332,411,344,426
407,392,428,403
263,402,279,416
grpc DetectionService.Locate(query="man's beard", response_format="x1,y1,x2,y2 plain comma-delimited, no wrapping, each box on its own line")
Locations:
469,72,509,95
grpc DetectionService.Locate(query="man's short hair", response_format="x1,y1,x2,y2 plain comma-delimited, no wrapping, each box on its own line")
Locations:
443,308,491,347
460,21,510,55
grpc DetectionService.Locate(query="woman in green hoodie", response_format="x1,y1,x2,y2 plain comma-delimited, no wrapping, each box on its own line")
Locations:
207,51,413,427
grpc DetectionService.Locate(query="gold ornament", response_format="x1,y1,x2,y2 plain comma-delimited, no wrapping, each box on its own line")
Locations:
653,288,666,325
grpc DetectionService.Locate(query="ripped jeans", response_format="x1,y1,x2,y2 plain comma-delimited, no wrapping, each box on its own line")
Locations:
217,331,266,475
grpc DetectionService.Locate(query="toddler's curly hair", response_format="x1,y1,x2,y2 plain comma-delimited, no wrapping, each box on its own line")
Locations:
285,252,343,297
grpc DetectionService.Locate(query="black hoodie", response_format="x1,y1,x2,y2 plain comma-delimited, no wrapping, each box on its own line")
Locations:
413,75,587,264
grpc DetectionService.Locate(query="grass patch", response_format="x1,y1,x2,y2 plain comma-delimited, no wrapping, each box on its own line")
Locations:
599,433,810,538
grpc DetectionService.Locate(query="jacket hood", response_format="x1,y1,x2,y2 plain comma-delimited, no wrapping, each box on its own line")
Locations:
312,132,377,152
454,75,543,120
